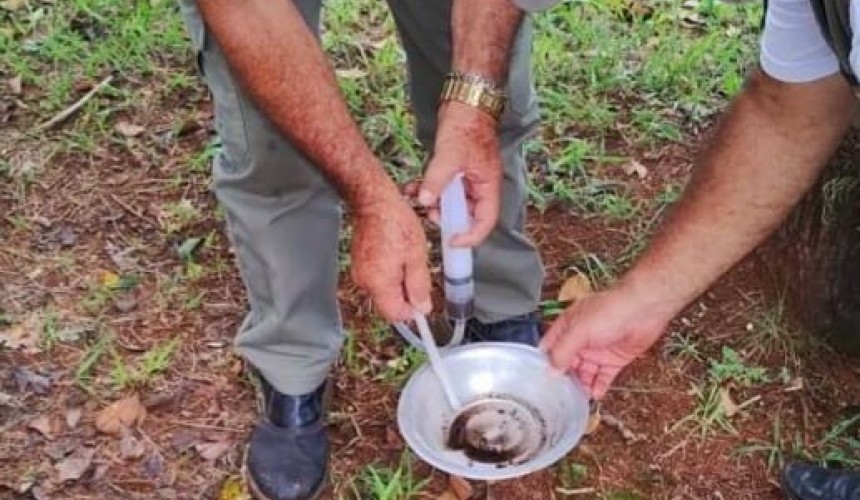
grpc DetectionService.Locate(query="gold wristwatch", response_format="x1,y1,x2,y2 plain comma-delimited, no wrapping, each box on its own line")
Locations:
439,72,507,121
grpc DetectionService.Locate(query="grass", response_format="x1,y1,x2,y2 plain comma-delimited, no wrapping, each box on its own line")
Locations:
737,412,860,471
556,458,590,491
735,415,806,471
708,346,769,387
0,0,190,114
5,0,828,497
346,452,430,499
664,332,703,364
673,346,770,437
816,413,860,467
743,295,809,366
377,346,426,386
674,382,737,437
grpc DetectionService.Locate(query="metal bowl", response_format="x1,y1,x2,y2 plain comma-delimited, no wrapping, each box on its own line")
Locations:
396,342,590,481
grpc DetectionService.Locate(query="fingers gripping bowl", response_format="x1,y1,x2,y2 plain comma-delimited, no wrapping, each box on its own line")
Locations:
396,342,590,481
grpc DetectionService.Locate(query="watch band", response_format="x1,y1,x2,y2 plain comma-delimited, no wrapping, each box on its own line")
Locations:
439,72,507,121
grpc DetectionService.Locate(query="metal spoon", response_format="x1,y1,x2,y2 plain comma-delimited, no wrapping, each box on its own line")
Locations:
413,311,462,410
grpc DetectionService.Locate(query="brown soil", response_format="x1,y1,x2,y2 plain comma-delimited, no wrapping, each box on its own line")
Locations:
3,74,860,500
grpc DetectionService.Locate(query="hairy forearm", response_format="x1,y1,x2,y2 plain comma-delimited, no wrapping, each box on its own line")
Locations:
452,0,523,82
196,0,397,210
623,70,856,316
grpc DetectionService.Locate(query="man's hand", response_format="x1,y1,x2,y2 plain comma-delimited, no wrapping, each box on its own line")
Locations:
539,283,675,399
351,192,432,323
419,102,502,247
542,70,856,398
413,0,522,247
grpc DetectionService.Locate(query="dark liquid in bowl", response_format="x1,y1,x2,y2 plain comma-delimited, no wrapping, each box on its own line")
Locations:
445,395,546,467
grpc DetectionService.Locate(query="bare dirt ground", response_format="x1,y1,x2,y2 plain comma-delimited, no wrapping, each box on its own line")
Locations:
4,101,860,499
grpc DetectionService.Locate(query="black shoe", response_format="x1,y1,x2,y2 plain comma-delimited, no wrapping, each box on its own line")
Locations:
781,461,860,499
463,311,543,347
243,375,329,500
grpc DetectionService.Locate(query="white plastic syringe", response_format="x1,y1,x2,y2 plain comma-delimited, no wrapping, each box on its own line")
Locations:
440,173,474,322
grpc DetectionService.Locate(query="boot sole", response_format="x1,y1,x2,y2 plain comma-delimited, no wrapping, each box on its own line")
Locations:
777,470,802,500
241,443,329,500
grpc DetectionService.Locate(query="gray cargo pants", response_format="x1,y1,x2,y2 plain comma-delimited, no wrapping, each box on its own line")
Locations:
178,0,545,396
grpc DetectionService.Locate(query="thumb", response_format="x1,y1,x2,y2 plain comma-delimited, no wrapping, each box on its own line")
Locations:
543,314,590,372
418,159,457,208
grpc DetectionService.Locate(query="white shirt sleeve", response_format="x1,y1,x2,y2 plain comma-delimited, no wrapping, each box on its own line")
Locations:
760,0,841,82
511,0,561,13
851,1,860,78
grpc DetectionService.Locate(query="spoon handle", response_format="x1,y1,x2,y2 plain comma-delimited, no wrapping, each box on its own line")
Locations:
414,311,461,410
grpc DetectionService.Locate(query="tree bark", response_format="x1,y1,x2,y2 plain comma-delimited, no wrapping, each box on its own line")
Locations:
757,125,860,355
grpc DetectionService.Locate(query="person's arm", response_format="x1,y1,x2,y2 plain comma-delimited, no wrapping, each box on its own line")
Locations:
451,0,524,82
622,70,855,314
196,0,395,208
196,0,431,322
540,69,856,397
418,0,524,246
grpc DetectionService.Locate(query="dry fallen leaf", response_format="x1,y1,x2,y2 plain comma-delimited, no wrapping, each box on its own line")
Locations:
13,367,52,394
0,323,39,352
113,293,138,313
171,429,200,453
436,492,459,500
65,408,82,430
586,408,602,435
27,415,56,440
31,485,52,500
719,387,739,418
9,76,22,96
0,0,27,11
0,392,16,407
195,440,232,462
115,121,146,138
100,270,120,288
11,477,34,495
335,68,367,79
557,271,593,303
785,377,804,392
140,452,164,479
447,475,473,500
93,463,109,481
55,447,95,482
622,159,648,179
45,437,79,460
218,476,250,500
95,395,146,435
119,428,146,460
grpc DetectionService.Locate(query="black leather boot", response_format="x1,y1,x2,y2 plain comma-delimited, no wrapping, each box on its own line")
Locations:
781,462,860,500
243,375,329,500
463,311,543,347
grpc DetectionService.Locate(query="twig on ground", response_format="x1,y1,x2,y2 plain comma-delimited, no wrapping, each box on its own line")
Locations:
736,394,762,412
602,413,642,442
0,247,36,262
342,413,364,452
176,421,246,432
656,438,689,460
555,487,597,496
107,193,154,224
35,74,114,131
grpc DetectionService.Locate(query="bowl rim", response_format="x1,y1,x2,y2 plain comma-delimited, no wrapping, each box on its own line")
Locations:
396,342,590,481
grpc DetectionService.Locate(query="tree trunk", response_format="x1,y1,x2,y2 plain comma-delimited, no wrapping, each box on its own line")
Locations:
757,125,860,355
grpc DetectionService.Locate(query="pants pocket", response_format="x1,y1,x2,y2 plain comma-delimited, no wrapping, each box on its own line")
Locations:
178,0,251,167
